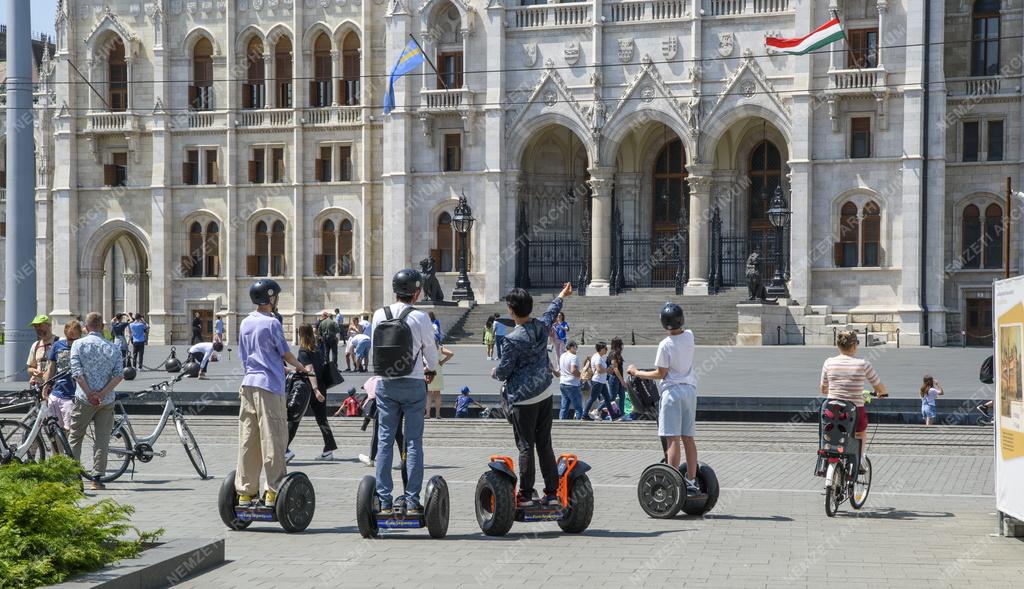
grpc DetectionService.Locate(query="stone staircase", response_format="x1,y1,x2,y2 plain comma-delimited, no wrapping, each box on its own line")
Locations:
446,288,748,346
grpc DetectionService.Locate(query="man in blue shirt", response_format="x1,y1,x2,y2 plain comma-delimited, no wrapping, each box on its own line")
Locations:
493,313,508,360
213,314,225,344
67,313,124,490
128,314,148,369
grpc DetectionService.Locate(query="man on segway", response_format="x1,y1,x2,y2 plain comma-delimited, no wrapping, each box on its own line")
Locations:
491,282,573,507
235,279,308,507
370,269,439,516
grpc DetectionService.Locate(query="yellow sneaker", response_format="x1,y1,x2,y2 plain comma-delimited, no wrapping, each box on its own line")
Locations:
238,494,255,506
264,490,278,507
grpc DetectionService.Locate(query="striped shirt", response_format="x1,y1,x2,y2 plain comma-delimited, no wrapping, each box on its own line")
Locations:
820,354,880,407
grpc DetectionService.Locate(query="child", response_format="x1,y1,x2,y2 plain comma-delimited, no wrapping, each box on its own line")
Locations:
341,388,361,417
627,302,700,495
426,344,455,418
920,375,942,426
483,316,496,360
455,386,483,418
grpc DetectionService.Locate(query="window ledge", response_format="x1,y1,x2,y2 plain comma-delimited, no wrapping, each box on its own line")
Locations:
946,160,1008,167
952,268,1005,273
177,276,223,281
816,266,897,272
311,275,361,279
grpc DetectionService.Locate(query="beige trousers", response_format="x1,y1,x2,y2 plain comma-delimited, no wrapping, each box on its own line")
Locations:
67,399,116,479
235,386,288,496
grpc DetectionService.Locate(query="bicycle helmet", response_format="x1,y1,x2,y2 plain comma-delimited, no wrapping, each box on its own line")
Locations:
660,302,685,330
392,268,423,298
250,279,282,306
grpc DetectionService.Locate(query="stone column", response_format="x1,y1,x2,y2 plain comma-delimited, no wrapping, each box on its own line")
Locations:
125,55,132,111
586,167,615,296
263,52,273,108
876,0,887,68
684,171,712,295
330,49,340,106
86,57,97,111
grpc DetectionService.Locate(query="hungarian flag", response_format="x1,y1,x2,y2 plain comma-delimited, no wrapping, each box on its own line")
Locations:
765,18,844,55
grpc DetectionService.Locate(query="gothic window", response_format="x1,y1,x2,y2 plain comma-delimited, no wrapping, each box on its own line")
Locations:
190,37,213,110
183,220,219,277
972,0,1000,76
652,137,687,234
249,219,285,276
836,201,883,268
315,217,355,276
342,32,361,106
274,37,293,108
243,38,265,109
108,38,128,112
311,33,332,107
748,141,781,236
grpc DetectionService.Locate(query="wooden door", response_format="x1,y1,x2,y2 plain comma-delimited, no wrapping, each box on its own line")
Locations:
965,297,993,346
195,309,214,342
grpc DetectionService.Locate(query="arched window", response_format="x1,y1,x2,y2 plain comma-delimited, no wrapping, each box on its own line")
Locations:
972,0,1000,76
271,220,286,276
837,202,859,267
836,200,883,268
962,204,982,269
243,38,265,109
320,219,337,275
652,137,687,234
311,33,332,108
339,219,354,275
748,141,782,238
183,219,220,277
434,4,464,89
861,201,881,267
252,220,270,276
274,36,293,108
984,203,1004,269
436,212,455,272
187,222,203,277
190,38,213,110
315,217,356,276
205,222,220,276
108,38,128,112
341,32,360,106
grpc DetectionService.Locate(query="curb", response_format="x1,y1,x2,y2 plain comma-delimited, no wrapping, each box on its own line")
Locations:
47,538,224,589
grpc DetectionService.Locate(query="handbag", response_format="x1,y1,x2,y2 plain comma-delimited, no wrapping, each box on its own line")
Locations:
325,360,345,389
580,357,594,382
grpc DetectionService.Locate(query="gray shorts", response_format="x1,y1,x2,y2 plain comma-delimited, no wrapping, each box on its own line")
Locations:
658,383,697,437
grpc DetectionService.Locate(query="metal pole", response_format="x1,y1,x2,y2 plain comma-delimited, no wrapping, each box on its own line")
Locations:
3,1,36,382
1006,177,1012,280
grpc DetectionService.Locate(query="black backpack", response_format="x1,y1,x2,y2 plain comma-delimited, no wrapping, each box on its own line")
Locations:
372,306,417,377
980,355,994,384
286,373,312,423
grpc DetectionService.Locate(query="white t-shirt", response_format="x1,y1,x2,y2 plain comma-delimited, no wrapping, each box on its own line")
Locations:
360,319,372,338
370,303,438,380
590,352,609,384
559,351,581,386
654,330,697,388
188,342,215,366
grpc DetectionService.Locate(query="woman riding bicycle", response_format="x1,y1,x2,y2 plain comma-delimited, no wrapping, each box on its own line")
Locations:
820,330,888,469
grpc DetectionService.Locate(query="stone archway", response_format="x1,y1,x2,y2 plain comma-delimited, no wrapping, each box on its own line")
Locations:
86,228,150,321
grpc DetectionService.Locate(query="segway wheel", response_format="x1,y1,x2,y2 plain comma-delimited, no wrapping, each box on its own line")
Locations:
557,474,594,534
680,462,720,516
475,470,516,537
424,475,450,539
218,470,251,530
277,472,315,533
356,475,380,538
637,463,684,519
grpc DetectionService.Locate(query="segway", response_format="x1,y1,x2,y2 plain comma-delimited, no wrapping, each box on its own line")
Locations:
218,469,316,532
637,436,720,518
475,453,595,536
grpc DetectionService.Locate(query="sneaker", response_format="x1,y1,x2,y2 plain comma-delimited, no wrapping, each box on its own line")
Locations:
90,480,106,491
238,494,255,506
378,505,394,516
541,494,560,507
517,492,537,508
264,490,278,507
319,451,334,461
684,478,701,496
285,449,295,463
582,415,594,421
405,500,424,515
358,453,374,467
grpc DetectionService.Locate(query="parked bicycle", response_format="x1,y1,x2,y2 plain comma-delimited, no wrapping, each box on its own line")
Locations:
0,373,74,464
79,372,207,482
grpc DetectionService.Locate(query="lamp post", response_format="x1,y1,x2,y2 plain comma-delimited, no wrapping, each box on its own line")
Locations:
766,185,791,299
451,192,475,301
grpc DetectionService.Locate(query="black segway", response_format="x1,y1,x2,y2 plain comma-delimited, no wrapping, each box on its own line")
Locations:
475,454,595,536
218,469,316,532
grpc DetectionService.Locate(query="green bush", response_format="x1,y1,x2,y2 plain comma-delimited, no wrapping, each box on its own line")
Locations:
0,457,162,588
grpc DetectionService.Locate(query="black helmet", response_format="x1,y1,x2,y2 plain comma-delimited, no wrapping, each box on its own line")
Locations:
392,268,423,298
250,279,282,306
660,302,685,330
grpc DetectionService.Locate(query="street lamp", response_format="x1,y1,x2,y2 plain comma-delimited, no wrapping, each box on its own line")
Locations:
451,192,475,301
766,185,791,299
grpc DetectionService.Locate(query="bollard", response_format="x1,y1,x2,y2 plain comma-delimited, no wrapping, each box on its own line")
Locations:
929,329,933,348
581,329,585,345
833,326,837,346
802,326,806,345
962,331,967,348
777,325,782,345
631,330,636,346
896,328,900,349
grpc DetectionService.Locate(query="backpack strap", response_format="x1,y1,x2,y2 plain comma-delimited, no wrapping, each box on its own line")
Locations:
383,306,394,321
397,305,415,322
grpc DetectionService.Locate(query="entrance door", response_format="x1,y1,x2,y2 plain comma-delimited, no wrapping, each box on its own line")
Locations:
965,296,993,346
194,309,214,342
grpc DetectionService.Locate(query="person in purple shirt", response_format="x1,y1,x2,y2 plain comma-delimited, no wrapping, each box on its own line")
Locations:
235,279,307,508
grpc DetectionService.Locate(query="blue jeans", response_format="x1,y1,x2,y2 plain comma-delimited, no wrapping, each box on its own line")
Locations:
584,381,613,417
559,384,584,419
495,335,506,360
375,378,427,507
608,377,625,416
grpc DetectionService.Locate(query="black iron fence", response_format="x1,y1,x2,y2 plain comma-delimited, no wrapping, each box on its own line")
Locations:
619,233,687,289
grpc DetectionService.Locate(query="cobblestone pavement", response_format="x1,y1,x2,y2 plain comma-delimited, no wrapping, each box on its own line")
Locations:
74,417,1020,589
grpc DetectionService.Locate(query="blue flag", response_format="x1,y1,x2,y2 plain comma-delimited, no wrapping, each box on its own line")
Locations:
383,40,426,115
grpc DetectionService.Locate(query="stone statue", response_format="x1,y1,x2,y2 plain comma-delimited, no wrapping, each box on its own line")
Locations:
745,252,767,302
419,257,446,302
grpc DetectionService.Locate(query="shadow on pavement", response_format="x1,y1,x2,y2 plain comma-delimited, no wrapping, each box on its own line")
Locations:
703,514,794,522
838,507,955,520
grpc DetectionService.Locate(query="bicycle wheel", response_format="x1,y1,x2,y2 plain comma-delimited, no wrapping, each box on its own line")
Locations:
175,416,208,479
850,456,872,510
0,419,45,462
824,462,843,518
80,422,132,483
46,419,74,459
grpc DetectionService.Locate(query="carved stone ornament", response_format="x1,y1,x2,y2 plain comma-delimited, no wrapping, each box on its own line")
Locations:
617,38,634,64
523,42,538,67
740,80,756,99
237,0,248,10
564,39,580,66
717,32,734,58
640,86,655,103
252,0,263,9
662,36,678,60
543,89,558,107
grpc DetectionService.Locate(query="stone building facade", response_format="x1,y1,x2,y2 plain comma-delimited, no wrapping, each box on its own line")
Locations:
1,0,1021,345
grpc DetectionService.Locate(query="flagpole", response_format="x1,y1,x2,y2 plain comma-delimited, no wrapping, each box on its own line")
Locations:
831,9,864,73
408,33,448,91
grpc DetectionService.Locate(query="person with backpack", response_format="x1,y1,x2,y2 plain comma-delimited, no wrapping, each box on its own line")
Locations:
491,282,572,507
318,310,341,365
370,269,439,516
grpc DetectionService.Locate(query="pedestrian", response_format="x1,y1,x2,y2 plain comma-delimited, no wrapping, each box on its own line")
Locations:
234,280,309,507
110,313,130,364
344,317,363,371
318,310,341,365
626,303,701,494
426,343,455,418
370,268,439,515
42,320,83,432
335,308,347,343
336,388,361,417
26,314,57,386
920,374,943,426
213,314,225,345
186,340,224,378
191,312,203,345
583,342,614,421
349,331,371,372
286,323,339,461
607,337,627,419
491,282,573,507
360,314,372,339
67,313,124,490
455,386,482,418
493,313,508,360
558,340,584,420
553,312,570,358
128,313,148,369
483,315,496,360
